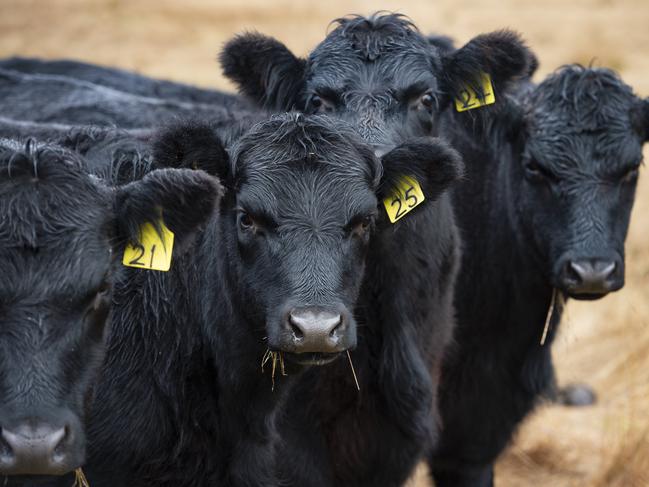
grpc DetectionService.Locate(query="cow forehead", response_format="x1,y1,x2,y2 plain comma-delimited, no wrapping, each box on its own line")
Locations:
529,108,643,165
0,230,112,303
308,47,436,91
241,163,376,219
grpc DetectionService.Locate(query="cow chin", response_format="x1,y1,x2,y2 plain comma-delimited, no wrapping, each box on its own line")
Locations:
565,290,611,301
281,351,343,367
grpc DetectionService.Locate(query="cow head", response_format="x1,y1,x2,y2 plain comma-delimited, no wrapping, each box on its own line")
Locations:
220,13,535,148
0,139,219,477
154,115,462,365
509,66,646,299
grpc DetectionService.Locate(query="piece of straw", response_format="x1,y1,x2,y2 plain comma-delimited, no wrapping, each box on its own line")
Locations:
540,288,557,346
72,469,90,487
261,349,287,391
347,350,360,391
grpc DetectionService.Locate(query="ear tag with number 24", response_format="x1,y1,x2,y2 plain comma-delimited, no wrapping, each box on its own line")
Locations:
122,220,175,272
383,176,425,223
455,72,496,112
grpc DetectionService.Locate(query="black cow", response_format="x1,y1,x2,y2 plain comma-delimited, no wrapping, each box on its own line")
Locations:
10,113,460,487
220,12,535,486
220,13,535,147
0,68,257,129
0,138,219,481
0,57,242,108
429,65,648,487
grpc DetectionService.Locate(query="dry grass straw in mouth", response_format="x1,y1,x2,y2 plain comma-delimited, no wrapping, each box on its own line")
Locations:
347,350,360,391
261,349,286,391
72,469,90,487
540,288,559,346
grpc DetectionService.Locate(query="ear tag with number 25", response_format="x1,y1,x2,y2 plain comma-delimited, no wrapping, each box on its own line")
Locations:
122,220,175,272
383,176,425,223
455,72,496,112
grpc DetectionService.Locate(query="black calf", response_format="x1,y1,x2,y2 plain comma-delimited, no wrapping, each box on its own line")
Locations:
0,139,218,481
0,57,243,108
220,12,534,486
0,68,255,129
430,65,648,487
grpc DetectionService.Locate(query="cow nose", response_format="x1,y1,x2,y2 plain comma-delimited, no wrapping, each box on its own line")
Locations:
0,422,77,475
559,258,622,296
286,306,351,354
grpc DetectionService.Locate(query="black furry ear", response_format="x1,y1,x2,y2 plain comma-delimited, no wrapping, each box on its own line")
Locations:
638,98,649,142
220,32,307,111
378,138,464,203
440,30,538,103
426,34,456,55
115,168,222,249
153,121,230,182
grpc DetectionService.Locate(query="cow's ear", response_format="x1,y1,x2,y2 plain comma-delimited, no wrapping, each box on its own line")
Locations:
632,98,649,142
115,168,222,249
426,34,456,55
220,32,307,111
440,30,537,104
153,121,230,182
377,138,464,204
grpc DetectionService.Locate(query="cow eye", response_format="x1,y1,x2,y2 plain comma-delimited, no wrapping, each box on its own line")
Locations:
524,161,555,183
309,95,335,114
238,211,256,232
350,215,374,238
420,92,435,109
621,166,639,184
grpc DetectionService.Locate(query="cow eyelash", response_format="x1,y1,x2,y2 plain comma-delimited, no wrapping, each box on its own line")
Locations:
345,215,375,237
236,208,277,233
524,160,558,183
616,166,640,184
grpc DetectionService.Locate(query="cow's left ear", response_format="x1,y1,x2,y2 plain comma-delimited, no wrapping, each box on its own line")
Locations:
637,98,649,142
377,138,464,204
114,168,222,250
153,121,230,182
439,30,538,104
220,32,307,111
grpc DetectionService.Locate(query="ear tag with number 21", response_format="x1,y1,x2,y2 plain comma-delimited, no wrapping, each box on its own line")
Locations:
122,220,175,272
383,176,425,223
455,73,496,112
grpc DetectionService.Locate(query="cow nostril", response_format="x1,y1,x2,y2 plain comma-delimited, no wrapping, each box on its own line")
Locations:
567,261,584,283
0,429,12,460
288,315,305,340
602,261,617,279
51,426,70,463
329,316,343,338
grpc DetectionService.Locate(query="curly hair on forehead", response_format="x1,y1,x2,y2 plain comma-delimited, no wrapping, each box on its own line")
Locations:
0,137,87,179
328,12,422,61
528,65,638,124
230,113,381,186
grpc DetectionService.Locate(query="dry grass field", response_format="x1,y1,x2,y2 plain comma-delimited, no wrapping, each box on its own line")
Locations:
0,0,647,485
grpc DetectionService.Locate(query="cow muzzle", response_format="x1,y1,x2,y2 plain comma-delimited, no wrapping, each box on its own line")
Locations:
274,305,356,362
556,255,624,299
0,416,83,476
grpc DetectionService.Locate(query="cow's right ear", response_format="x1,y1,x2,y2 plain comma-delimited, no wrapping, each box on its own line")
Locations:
426,34,456,55
439,30,538,105
377,138,464,206
153,121,230,182
220,32,307,110
639,98,649,142
114,168,222,250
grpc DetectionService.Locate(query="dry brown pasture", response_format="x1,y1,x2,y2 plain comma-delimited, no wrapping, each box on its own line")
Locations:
0,1,647,485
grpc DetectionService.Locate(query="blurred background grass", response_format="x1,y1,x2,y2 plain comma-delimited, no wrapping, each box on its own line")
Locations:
0,1,647,485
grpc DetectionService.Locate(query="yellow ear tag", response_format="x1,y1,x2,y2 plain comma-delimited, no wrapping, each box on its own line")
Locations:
122,220,175,272
383,176,425,223
455,72,496,112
